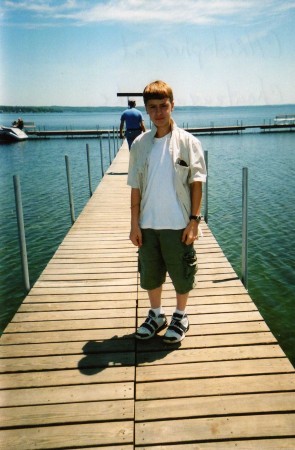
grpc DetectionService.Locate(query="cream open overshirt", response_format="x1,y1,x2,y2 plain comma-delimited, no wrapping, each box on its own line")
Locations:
127,119,207,224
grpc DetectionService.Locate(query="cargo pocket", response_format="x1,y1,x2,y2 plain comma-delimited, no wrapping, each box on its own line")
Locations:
183,249,198,279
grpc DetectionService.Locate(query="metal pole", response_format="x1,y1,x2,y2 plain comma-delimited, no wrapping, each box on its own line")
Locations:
86,144,93,197
108,131,112,165
242,167,248,289
99,135,104,177
204,150,209,224
116,127,119,152
113,126,116,156
65,155,75,224
13,175,30,292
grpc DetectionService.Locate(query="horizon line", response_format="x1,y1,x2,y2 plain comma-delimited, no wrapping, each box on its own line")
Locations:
1,103,295,110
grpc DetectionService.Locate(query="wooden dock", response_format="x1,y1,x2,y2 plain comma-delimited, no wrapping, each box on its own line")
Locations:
26,122,295,139
1,143,295,449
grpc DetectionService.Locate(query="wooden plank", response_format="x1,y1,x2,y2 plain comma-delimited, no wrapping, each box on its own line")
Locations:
136,331,276,350
137,311,264,325
0,421,134,449
135,414,295,446
135,392,295,421
11,307,136,322
33,278,138,288
0,366,134,389
41,267,137,276
136,357,294,381
3,317,135,333
136,345,285,367
135,439,295,449
0,327,135,344
76,447,133,450
138,302,257,315
39,272,139,281
54,246,134,252
0,382,134,407
181,293,252,303
1,399,134,428
18,300,135,312
28,285,138,295
138,286,248,297
136,374,295,400
23,292,137,303
0,336,135,358
139,294,253,306
46,256,137,263
0,352,135,373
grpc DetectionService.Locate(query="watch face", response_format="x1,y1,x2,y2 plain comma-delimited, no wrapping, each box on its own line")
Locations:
190,215,202,222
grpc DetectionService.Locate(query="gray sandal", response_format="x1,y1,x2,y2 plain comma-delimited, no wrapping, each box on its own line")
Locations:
136,310,168,340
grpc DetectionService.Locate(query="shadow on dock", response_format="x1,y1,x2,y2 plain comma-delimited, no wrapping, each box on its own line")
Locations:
78,334,181,375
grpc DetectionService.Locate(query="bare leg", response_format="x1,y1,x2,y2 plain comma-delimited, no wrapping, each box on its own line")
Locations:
176,292,189,311
147,286,162,309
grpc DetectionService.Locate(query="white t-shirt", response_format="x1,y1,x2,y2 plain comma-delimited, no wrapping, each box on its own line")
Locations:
140,134,187,230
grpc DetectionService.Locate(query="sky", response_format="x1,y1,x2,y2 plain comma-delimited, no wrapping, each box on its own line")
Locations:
0,0,295,107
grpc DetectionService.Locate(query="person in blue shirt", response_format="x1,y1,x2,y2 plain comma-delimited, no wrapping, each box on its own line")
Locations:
120,100,145,149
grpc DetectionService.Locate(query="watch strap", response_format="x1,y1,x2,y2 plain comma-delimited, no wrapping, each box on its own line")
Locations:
189,215,202,223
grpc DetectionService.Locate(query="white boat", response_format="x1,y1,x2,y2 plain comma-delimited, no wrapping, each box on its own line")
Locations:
0,126,28,142
274,115,295,125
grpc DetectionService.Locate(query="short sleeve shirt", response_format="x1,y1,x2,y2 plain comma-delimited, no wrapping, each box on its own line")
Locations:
121,108,143,129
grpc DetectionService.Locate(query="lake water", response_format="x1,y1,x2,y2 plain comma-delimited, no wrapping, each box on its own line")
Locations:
0,105,294,366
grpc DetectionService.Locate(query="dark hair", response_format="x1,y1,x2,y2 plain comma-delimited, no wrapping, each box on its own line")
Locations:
143,80,174,105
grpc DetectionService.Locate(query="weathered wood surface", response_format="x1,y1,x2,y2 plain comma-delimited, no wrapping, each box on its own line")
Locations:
1,142,294,449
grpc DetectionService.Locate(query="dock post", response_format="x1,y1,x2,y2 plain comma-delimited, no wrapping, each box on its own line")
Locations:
242,167,248,289
13,175,30,293
116,128,119,152
113,126,116,156
65,155,75,224
86,144,93,197
99,135,105,177
204,150,209,224
108,132,112,164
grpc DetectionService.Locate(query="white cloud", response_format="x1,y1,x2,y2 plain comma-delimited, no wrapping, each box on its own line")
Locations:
56,0,295,25
2,0,295,26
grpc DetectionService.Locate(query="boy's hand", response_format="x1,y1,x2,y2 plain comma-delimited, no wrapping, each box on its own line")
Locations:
130,225,142,247
182,221,198,245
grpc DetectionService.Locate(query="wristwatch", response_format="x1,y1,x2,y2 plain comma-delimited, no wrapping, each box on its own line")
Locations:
189,215,202,223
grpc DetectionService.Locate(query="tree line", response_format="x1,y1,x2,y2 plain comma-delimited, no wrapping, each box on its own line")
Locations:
0,106,61,113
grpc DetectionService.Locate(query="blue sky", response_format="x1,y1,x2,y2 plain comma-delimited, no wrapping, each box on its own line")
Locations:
1,0,295,107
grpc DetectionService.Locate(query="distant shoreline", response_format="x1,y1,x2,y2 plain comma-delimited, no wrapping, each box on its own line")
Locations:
1,104,295,114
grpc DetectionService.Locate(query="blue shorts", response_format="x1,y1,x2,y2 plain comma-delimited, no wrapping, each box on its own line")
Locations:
138,229,197,294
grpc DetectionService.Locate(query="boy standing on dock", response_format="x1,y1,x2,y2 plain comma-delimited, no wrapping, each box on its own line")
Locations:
127,80,207,343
